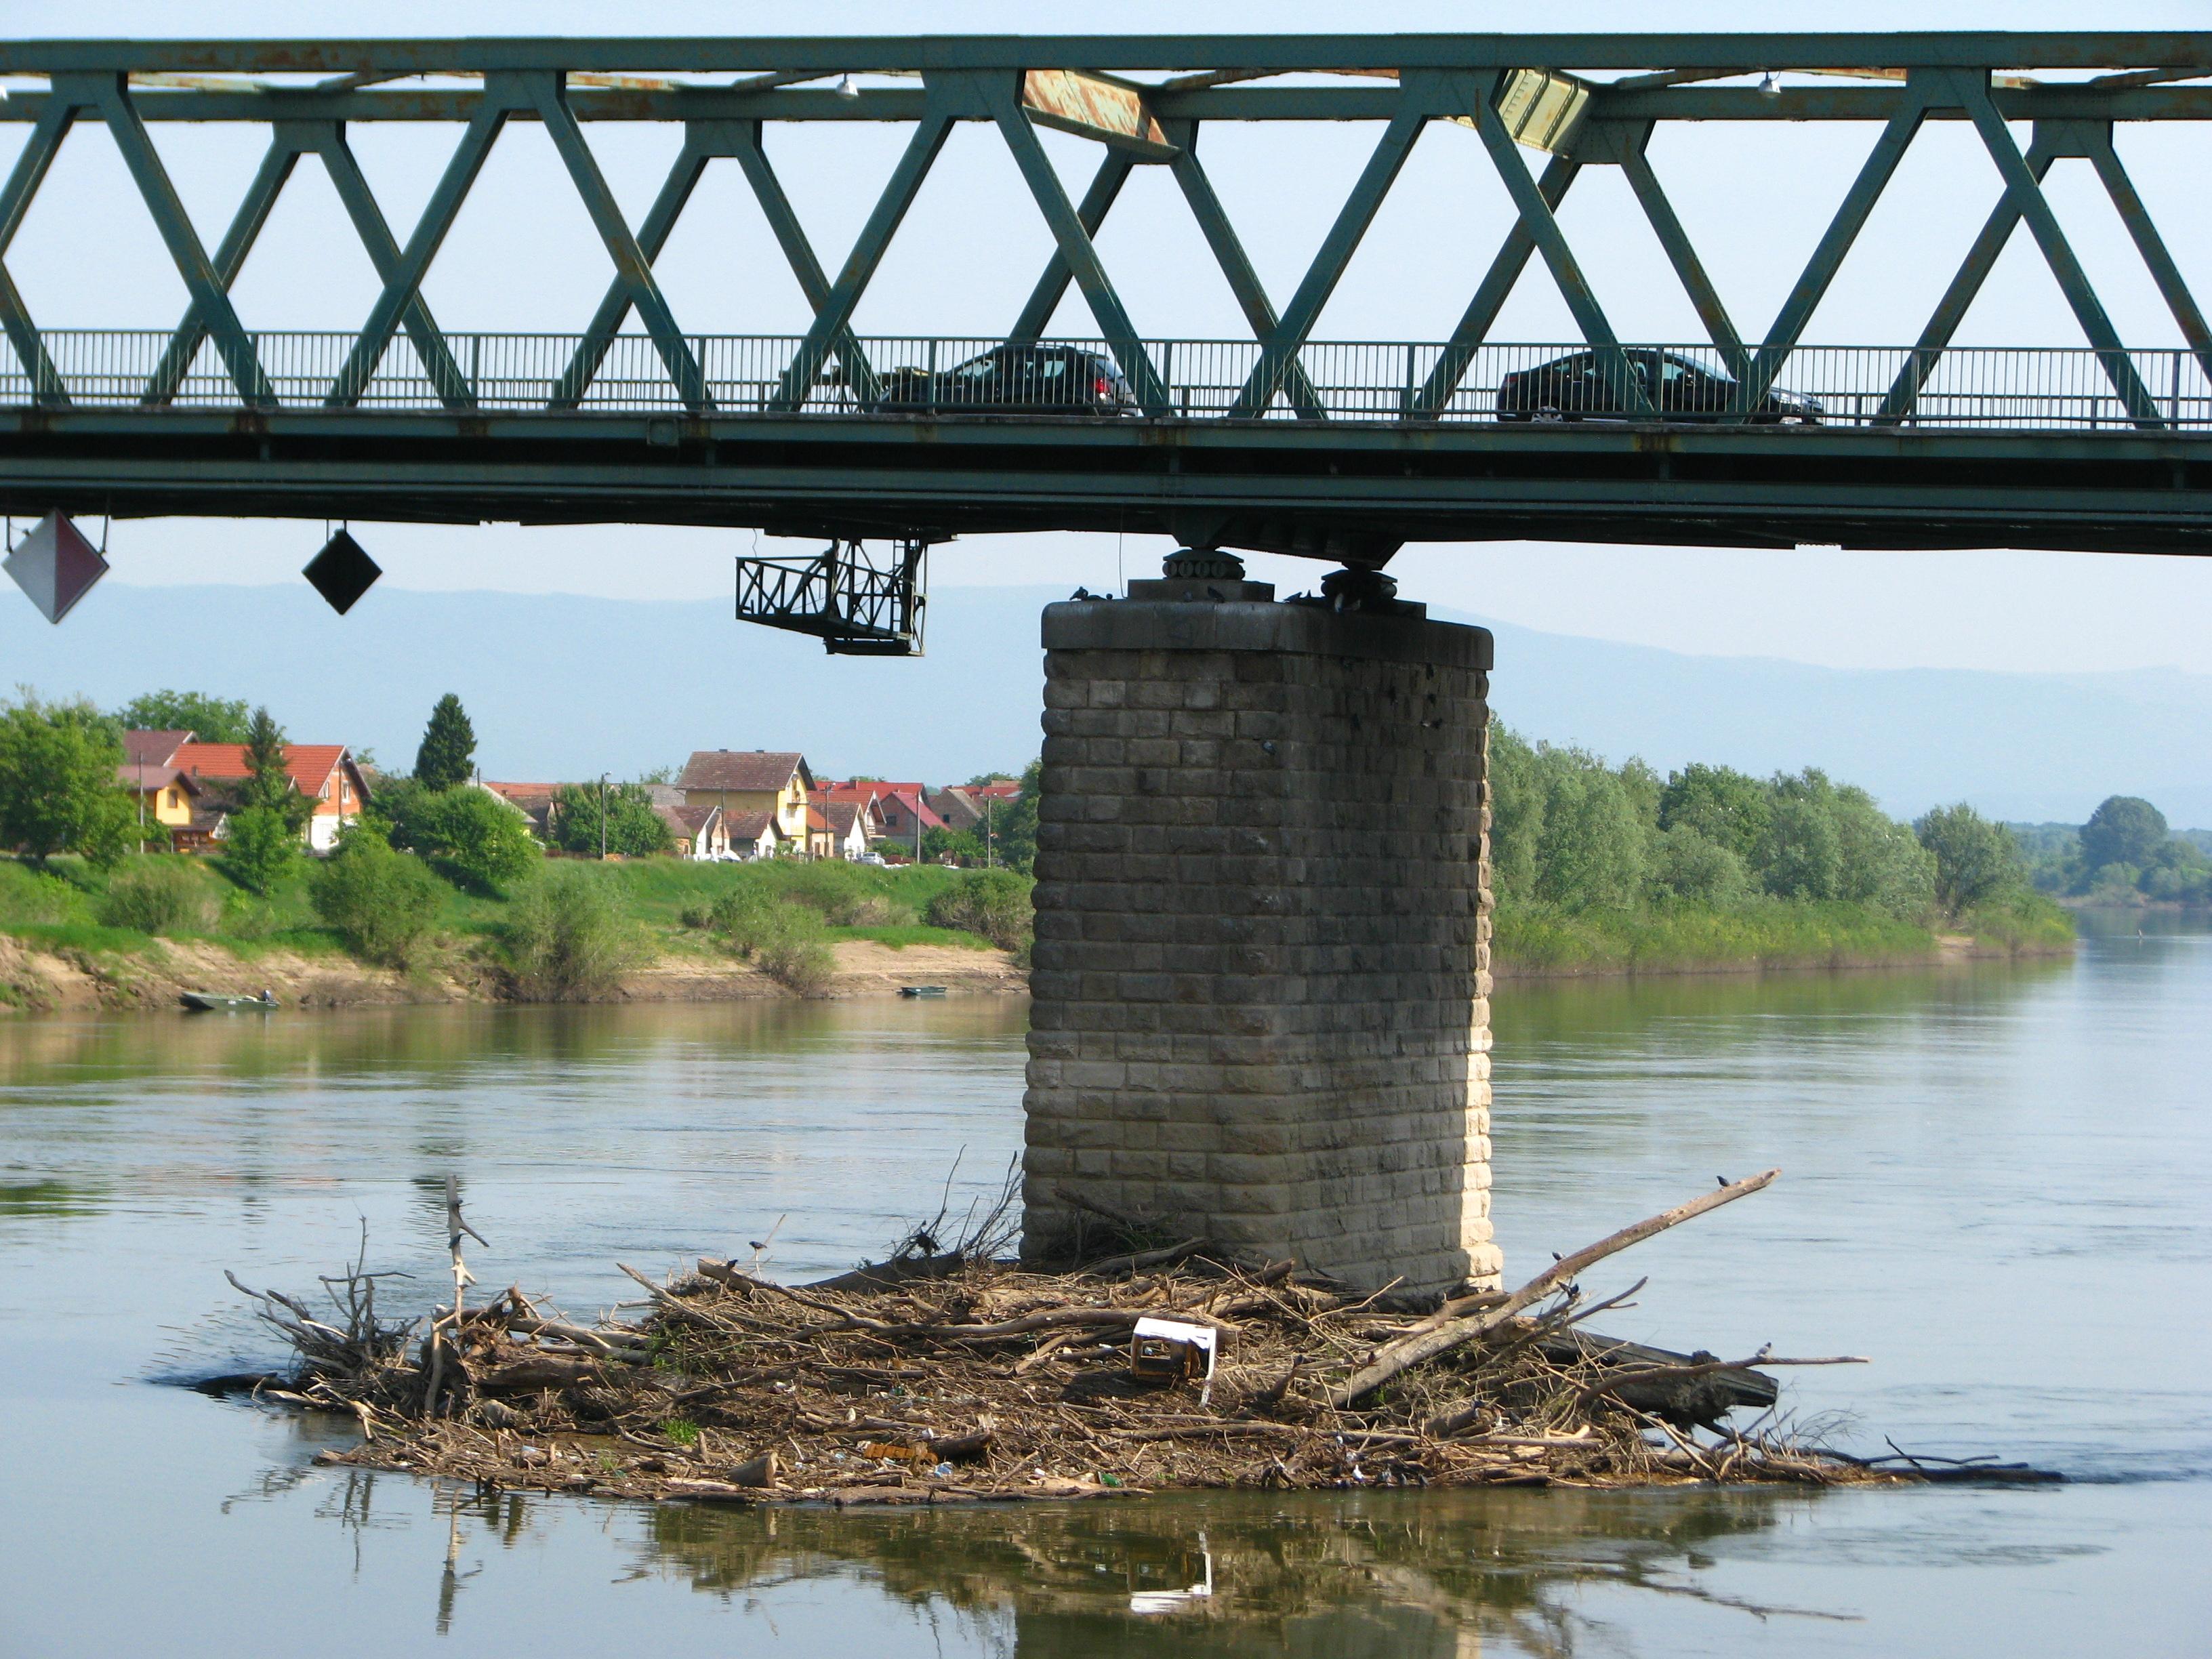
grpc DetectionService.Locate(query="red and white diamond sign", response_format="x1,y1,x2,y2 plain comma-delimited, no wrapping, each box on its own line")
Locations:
4,510,108,624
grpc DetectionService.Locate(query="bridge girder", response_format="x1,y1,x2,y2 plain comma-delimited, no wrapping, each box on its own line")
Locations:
0,35,2207,559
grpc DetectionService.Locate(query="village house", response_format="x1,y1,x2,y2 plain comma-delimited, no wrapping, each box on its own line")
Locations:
724,811,784,861
804,800,872,861
872,785,946,848
121,731,369,853
481,781,559,840
117,729,207,836
655,802,729,861
927,786,987,834
676,751,812,842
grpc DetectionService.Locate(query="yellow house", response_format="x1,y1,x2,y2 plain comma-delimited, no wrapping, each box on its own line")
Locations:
117,729,203,830
675,750,813,842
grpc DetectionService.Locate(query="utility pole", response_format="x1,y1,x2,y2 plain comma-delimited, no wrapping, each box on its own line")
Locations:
599,773,609,859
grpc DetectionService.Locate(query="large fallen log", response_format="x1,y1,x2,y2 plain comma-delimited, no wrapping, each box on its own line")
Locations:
1330,1169,1781,1407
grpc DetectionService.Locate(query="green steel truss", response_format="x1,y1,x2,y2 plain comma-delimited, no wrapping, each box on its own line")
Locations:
0,35,2207,557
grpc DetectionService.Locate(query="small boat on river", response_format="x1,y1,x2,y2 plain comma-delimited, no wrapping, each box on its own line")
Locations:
899,985,949,998
180,990,279,1014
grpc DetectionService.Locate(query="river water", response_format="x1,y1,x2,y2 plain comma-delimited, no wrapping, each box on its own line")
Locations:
1,917,2206,1656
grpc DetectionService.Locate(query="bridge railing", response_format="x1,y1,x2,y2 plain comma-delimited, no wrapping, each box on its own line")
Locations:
4,332,2208,430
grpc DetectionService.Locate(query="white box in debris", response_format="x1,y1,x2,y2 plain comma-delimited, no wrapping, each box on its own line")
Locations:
1130,1317,1217,1385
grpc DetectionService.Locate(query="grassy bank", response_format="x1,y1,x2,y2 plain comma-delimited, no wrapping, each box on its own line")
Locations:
1494,893,2074,977
0,855,1023,1008
3,853,2072,1008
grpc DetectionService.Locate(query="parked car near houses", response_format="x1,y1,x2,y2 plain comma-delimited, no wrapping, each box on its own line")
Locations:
1496,349,1823,424
865,344,1139,416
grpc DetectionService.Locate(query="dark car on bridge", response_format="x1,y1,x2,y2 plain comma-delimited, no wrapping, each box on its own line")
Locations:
1496,349,1823,424
864,344,1139,416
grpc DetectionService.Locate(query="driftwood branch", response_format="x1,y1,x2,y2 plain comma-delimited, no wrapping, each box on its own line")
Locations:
1330,1168,1780,1407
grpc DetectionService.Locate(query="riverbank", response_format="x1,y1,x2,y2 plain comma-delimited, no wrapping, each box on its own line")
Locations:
0,851,2070,1012
1495,893,2074,979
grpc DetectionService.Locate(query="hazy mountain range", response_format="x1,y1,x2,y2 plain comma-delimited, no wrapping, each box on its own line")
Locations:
3,581,2205,826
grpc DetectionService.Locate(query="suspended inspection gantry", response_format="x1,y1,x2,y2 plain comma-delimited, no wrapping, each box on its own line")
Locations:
0,35,2209,565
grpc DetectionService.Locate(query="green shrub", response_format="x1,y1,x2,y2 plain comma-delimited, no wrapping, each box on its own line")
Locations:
924,869,1034,951
503,867,645,1000
408,787,541,893
222,806,300,897
95,859,216,935
751,905,836,996
310,835,446,967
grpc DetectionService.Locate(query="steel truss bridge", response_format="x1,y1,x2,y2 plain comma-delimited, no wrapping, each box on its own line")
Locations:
1,35,2211,562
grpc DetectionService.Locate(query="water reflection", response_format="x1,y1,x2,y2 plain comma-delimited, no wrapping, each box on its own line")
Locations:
347,1473,1845,1657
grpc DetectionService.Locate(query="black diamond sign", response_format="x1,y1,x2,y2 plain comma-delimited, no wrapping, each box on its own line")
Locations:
303,529,381,615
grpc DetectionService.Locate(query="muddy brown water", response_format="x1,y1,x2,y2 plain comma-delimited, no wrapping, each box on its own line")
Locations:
1,915,2206,1656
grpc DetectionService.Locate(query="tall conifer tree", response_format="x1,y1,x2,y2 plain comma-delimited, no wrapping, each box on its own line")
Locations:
415,694,476,791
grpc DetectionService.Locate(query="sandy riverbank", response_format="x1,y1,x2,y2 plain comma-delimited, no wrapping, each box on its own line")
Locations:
0,933,1025,1013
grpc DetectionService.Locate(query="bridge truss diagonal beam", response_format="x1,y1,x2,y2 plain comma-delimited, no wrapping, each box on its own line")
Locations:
1158,122,1324,418
1945,70,2160,428
325,88,512,409
977,73,1172,417
1410,151,1580,419
1227,94,1430,420
1460,70,1654,419
1613,126,1748,379
525,72,711,413
0,100,77,409
140,132,297,408
61,74,276,408
1009,146,1134,343
308,125,477,411
771,103,954,411
1877,131,2057,425
1728,74,1933,417
2080,125,2212,384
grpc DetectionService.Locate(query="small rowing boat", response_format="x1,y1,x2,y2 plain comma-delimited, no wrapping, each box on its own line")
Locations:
898,985,949,998
180,990,278,1013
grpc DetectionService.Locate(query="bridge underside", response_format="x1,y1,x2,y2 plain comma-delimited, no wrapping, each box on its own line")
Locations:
5,413,2208,560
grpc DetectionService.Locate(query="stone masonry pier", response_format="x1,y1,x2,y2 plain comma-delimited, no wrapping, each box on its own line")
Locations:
1021,579,1499,1297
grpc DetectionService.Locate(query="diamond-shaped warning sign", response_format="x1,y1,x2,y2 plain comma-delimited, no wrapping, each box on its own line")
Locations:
3,511,108,624
303,529,382,615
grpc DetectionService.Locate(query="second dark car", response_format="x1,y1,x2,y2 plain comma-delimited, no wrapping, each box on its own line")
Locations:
865,344,1139,415
1496,349,1822,424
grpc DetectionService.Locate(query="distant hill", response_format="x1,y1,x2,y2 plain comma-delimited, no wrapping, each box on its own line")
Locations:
3,580,2207,825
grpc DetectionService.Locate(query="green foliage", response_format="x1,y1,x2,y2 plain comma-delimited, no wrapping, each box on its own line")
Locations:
407,788,540,892
111,690,251,744
551,780,672,857
690,884,835,992
1494,897,1934,973
310,830,445,967
502,867,646,1000
1957,890,2076,952
993,760,1040,873
1484,722,1543,901
222,805,299,897
96,859,216,935
1914,802,2023,914
235,707,306,832
1657,763,1771,864
924,869,1034,953
0,692,137,867
414,693,477,792
922,826,986,865
1527,745,1647,909
1757,771,1933,919
1647,824,1750,905
2081,795,2168,875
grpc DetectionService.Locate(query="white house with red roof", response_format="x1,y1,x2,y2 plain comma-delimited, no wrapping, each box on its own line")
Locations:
171,739,372,852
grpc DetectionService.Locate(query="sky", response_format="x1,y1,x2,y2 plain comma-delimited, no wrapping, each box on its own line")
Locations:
3,0,2210,676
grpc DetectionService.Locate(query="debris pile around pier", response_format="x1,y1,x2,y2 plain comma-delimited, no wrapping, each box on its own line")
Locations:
219,1168,2043,1506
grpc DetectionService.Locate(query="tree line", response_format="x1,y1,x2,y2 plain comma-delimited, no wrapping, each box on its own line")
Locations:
1488,724,2032,923
2010,796,2212,905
